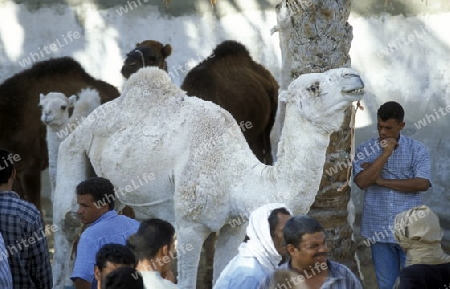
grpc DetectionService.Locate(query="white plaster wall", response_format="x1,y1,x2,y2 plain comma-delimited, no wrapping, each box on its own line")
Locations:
0,0,449,232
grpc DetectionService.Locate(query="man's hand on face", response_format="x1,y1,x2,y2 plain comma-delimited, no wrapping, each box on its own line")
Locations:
380,138,398,156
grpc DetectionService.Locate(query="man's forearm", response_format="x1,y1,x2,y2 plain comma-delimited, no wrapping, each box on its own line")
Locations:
354,152,391,189
376,177,430,192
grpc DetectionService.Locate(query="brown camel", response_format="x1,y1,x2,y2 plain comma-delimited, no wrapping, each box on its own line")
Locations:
121,40,278,164
0,57,120,209
121,40,172,78
181,40,279,164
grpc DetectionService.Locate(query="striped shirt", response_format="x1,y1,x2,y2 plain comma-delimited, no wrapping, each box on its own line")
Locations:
0,232,13,289
71,210,139,286
353,135,431,243
278,260,363,289
0,191,53,289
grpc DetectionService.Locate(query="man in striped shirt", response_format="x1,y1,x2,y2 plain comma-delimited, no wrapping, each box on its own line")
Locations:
0,149,53,289
0,232,12,289
353,101,431,289
277,215,362,289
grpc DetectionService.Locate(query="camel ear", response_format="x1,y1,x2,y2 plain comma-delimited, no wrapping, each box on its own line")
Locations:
162,44,172,58
39,93,45,102
68,95,77,107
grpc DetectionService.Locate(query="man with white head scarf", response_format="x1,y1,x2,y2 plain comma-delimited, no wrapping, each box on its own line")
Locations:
393,205,450,289
213,203,292,289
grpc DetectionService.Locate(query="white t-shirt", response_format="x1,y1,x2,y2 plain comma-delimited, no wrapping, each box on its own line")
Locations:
140,271,178,289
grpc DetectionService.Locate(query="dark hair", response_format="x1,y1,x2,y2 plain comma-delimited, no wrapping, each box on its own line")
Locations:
377,101,405,123
76,177,115,210
96,244,136,270
126,218,175,261
0,149,15,184
102,267,143,289
268,207,291,239
283,215,324,247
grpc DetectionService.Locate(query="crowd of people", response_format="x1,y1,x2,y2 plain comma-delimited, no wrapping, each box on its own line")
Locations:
1,100,449,289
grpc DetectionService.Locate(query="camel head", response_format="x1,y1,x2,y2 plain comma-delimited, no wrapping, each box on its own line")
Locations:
284,67,364,133
39,92,75,127
121,40,172,79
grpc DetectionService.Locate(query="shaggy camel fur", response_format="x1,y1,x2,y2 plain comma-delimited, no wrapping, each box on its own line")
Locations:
0,57,119,209
52,67,364,289
181,40,279,164
123,40,279,164
121,40,172,78
39,88,101,194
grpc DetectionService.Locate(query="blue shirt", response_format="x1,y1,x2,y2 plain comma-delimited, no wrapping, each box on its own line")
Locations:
214,255,270,289
0,191,52,289
0,233,13,289
353,135,431,243
70,210,139,285
277,260,363,289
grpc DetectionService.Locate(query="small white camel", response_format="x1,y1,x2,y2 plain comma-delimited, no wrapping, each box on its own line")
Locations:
52,67,364,289
39,88,101,193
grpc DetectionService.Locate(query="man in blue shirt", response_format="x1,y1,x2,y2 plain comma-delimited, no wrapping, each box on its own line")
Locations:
277,215,362,289
71,177,140,289
353,101,431,289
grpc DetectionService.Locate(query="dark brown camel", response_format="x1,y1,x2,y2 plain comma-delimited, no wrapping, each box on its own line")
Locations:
121,40,278,165
121,40,172,78
181,40,279,164
0,57,120,210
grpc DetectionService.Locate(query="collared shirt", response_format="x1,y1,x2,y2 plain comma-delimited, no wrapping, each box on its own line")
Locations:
0,191,53,289
0,232,13,289
70,210,139,286
214,255,270,289
353,135,431,243
278,260,363,289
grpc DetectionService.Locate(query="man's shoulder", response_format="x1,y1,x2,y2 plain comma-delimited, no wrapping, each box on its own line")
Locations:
81,212,139,241
230,256,267,278
328,261,357,278
400,135,428,150
114,214,140,224
0,192,40,221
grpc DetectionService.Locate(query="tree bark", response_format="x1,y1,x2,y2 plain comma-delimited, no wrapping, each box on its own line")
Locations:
275,0,358,274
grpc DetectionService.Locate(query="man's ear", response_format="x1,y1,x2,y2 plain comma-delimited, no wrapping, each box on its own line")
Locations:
286,244,297,256
94,265,101,281
400,121,406,130
11,169,16,181
161,244,169,256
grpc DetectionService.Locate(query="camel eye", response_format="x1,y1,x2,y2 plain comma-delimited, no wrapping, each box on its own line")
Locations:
61,105,67,110
307,82,320,96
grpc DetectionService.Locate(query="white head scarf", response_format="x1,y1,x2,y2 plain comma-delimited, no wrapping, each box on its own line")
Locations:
237,203,292,272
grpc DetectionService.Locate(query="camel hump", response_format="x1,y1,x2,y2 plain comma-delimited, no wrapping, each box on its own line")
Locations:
212,40,250,58
123,66,178,100
28,56,86,77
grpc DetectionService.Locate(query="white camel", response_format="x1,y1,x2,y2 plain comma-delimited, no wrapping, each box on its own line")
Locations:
52,67,364,289
39,88,101,193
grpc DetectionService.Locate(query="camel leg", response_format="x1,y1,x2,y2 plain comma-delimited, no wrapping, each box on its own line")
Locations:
176,224,210,289
212,223,247,285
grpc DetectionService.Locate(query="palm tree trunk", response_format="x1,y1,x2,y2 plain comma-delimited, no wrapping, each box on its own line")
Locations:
275,0,358,273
